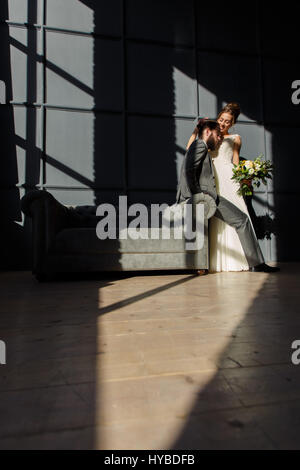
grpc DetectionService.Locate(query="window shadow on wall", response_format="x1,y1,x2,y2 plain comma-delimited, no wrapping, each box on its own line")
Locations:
0,4,26,269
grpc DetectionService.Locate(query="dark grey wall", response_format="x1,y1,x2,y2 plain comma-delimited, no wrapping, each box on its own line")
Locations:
1,0,300,269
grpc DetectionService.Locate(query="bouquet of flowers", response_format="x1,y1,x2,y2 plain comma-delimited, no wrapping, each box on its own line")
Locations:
231,155,274,197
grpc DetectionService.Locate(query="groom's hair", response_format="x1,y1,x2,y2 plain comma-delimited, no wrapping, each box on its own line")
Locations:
197,119,221,137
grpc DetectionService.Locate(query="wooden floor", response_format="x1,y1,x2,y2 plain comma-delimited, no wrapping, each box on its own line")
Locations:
1,264,300,449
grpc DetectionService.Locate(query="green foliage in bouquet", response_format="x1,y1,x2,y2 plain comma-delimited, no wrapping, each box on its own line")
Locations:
231,155,274,197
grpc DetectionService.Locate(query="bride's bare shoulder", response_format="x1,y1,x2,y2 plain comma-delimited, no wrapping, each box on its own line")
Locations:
231,134,242,146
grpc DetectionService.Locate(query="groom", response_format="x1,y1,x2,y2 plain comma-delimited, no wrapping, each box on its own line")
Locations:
176,120,279,273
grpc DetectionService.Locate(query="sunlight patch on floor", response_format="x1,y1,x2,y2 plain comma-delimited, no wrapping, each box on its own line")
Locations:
94,272,269,449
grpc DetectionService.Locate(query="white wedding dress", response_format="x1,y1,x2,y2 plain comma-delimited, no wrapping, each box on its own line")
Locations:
209,134,252,272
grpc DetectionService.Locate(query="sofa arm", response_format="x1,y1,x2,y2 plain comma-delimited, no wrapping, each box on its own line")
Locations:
21,190,73,246
21,190,101,275
21,190,78,275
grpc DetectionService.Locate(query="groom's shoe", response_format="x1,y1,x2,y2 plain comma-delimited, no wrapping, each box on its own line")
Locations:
250,263,280,273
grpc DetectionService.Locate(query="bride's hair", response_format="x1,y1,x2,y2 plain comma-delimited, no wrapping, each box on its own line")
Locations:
218,102,240,125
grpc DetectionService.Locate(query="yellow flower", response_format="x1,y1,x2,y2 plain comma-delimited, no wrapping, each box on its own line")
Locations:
244,160,255,169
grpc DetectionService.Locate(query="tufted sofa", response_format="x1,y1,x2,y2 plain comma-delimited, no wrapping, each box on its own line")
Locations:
21,190,216,280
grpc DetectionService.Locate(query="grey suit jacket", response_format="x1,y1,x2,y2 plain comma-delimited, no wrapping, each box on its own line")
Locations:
176,138,218,203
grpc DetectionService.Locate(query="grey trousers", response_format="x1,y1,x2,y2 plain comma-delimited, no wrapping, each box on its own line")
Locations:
213,195,264,268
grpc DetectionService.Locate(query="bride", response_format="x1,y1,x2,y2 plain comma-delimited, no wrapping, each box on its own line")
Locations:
186,102,254,272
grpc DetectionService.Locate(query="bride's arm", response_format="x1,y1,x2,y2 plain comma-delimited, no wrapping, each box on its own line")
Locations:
186,126,199,150
186,117,209,150
232,135,242,165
